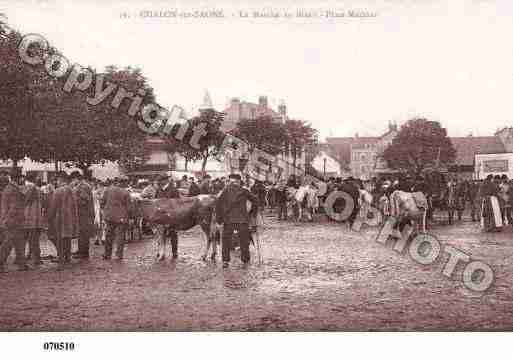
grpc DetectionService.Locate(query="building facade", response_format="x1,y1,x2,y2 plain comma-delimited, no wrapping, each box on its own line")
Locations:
323,122,398,180
222,96,287,132
322,122,512,180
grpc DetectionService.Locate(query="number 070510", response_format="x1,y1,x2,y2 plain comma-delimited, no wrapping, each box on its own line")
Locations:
43,342,75,351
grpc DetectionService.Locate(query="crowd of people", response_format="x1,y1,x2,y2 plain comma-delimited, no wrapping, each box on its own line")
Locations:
0,169,264,272
254,172,513,234
1,167,512,272
322,172,513,232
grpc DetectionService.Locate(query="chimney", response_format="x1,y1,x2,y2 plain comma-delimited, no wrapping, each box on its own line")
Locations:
231,97,240,106
258,96,268,108
355,132,359,138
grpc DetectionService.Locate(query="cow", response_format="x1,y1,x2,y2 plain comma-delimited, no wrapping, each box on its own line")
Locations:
296,185,319,222
389,190,428,234
133,194,220,261
357,189,374,223
286,185,318,222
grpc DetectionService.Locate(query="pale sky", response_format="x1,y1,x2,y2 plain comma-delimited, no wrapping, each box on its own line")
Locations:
2,0,513,140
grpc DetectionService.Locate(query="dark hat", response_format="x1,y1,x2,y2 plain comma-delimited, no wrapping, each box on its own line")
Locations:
203,174,211,179
70,171,82,180
228,173,241,180
501,174,508,180
486,174,493,180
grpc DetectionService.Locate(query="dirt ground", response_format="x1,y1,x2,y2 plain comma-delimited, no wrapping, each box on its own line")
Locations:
1,211,513,331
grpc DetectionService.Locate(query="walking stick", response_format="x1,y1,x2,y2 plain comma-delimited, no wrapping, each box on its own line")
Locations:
255,227,262,265
254,211,263,265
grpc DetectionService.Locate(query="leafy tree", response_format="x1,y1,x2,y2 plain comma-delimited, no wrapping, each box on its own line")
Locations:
231,116,287,155
382,118,456,175
0,30,48,169
283,119,318,170
160,108,224,173
88,66,155,174
193,109,225,172
0,12,7,34
164,137,202,171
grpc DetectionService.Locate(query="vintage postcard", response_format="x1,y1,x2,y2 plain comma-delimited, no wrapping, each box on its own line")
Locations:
0,0,512,356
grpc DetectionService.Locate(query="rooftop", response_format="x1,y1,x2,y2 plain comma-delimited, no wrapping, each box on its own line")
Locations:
450,136,506,165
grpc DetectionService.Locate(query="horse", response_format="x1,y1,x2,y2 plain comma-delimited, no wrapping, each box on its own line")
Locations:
133,194,220,261
389,190,428,234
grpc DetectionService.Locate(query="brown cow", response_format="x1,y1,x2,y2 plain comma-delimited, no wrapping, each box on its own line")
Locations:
134,194,219,261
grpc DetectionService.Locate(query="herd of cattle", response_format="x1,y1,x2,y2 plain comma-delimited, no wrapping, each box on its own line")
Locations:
120,178,436,261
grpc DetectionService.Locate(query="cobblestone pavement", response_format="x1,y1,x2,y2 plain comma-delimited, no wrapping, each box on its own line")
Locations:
1,211,513,331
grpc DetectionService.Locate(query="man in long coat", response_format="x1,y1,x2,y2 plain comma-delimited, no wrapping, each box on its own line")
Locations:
0,170,28,271
154,175,181,258
0,173,10,247
47,172,79,266
468,180,481,222
480,174,502,232
24,172,45,265
199,175,212,194
338,177,360,228
101,178,131,260
188,178,200,196
216,173,259,268
71,172,95,259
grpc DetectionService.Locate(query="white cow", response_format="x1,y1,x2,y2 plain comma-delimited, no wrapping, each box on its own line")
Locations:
294,184,319,222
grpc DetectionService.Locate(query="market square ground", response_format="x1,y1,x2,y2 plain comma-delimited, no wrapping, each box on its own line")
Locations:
1,215,513,331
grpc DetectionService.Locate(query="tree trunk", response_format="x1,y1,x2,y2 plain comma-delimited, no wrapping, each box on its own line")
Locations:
292,148,297,175
184,157,189,171
201,155,208,173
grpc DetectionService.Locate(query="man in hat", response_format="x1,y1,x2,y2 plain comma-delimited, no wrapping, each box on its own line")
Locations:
480,174,502,232
199,174,212,195
188,177,200,196
70,172,95,259
101,177,131,260
0,172,10,247
275,179,288,220
47,172,79,266
154,174,181,257
141,176,159,199
251,180,267,208
498,174,511,225
155,175,180,199
0,170,28,271
216,173,259,268
338,177,360,228
24,172,45,265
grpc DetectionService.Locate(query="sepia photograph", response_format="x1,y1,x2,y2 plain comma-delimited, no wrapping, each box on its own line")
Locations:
1,0,513,355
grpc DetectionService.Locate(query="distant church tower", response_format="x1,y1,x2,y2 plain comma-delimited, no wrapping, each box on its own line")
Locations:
199,89,214,113
278,100,287,123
